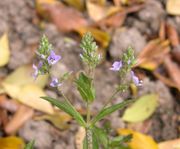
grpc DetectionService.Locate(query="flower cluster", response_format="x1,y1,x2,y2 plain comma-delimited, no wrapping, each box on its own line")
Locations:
33,35,61,81
80,32,101,68
110,47,142,86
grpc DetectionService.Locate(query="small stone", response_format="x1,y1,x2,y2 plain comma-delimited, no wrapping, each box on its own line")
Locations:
110,27,146,59
138,0,165,34
19,120,54,149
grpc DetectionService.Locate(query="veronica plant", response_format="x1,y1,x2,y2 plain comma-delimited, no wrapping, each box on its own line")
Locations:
32,32,141,149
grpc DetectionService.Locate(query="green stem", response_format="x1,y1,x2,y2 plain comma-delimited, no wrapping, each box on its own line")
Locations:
86,102,91,124
102,89,119,109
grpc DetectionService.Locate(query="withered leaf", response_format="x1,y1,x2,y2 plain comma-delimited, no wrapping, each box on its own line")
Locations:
44,4,88,32
5,105,34,135
164,55,180,90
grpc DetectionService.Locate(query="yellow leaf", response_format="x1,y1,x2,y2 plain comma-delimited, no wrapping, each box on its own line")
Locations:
77,27,110,48
167,0,180,15
2,65,48,98
17,84,54,114
117,129,158,149
0,33,10,67
122,94,158,123
64,0,84,11
0,136,25,149
158,139,180,149
87,1,120,21
34,111,72,130
35,0,60,18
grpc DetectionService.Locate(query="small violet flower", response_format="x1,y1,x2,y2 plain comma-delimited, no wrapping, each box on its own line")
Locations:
110,61,122,71
50,78,62,87
131,71,142,86
32,61,43,79
47,50,61,65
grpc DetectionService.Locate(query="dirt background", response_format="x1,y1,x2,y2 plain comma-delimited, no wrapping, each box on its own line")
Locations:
0,0,179,148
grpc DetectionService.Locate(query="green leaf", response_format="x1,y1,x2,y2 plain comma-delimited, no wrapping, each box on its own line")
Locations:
75,72,95,102
92,126,108,148
122,94,158,123
91,100,133,125
41,96,86,127
109,135,132,147
24,140,35,149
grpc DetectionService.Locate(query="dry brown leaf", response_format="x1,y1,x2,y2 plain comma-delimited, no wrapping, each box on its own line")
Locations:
158,139,180,149
5,105,34,134
0,108,8,128
0,95,20,112
136,39,170,70
167,23,179,47
172,46,180,64
159,21,166,41
153,71,180,90
164,55,180,89
96,11,126,28
44,4,88,32
95,4,143,28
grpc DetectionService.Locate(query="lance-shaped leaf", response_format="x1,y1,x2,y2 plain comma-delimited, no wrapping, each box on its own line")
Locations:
24,140,35,149
41,96,86,127
75,72,95,102
91,100,133,125
92,126,108,148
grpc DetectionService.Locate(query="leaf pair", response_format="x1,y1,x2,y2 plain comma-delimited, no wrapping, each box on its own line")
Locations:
75,72,95,102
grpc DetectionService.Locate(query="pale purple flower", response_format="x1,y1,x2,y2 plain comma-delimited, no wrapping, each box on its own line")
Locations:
47,50,61,65
32,61,43,79
110,61,122,71
50,78,62,87
131,71,142,86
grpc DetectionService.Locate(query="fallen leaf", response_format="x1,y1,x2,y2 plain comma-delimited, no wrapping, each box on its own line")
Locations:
159,21,166,41
77,27,110,48
158,139,180,149
87,1,120,21
96,11,126,28
0,108,8,128
5,105,34,135
166,0,180,15
17,84,54,114
167,23,179,47
172,46,180,64
0,95,20,112
117,129,158,149
64,0,85,11
153,71,180,91
164,55,180,89
34,111,72,130
2,65,48,98
136,39,170,70
0,136,25,149
35,0,60,18
75,127,86,149
122,94,158,123
0,33,10,67
44,4,88,32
